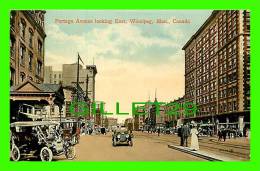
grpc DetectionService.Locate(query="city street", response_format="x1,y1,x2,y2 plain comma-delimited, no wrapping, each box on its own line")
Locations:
55,131,249,161
9,10,251,163
56,132,205,161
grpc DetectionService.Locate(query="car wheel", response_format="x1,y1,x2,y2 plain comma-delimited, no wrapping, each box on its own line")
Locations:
11,145,20,161
112,139,117,147
40,147,53,161
65,146,76,160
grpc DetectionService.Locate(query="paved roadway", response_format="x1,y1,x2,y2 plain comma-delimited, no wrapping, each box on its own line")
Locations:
56,131,249,161
57,132,205,161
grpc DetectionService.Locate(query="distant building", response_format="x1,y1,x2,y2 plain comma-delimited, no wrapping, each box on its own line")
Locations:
44,66,62,84
124,118,134,131
10,10,46,86
103,117,118,130
62,64,97,103
165,96,185,127
44,63,98,122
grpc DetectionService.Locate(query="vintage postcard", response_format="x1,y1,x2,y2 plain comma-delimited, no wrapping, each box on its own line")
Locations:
9,10,250,161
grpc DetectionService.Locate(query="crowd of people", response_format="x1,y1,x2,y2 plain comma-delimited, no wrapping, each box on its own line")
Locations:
142,123,250,151
217,126,250,142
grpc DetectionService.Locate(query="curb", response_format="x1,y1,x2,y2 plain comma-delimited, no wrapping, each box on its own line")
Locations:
168,145,223,161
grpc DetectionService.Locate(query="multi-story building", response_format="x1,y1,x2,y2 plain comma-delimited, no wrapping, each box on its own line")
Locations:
62,63,97,103
44,64,97,103
10,10,46,86
103,117,118,130
133,112,144,131
44,66,62,84
45,64,97,122
124,118,134,130
165,96,185,127
182,10,250,131
147,97,167,127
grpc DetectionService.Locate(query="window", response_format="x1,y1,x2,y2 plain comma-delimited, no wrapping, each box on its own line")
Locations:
228,102,232,111
36,60,42,76
10,11,16,29
233,101,237,111
20,72,25,82
29,29,33,48
10,37,15,58
19,19,26,38
219,66,223,74
223,63,227,71
223,50,227,60
19,45,25,65
38,40,42,57
51,106,55,114
10,68,15,86
28,52,33,71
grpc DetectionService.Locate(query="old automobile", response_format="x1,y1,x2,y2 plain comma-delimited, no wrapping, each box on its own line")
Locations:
112,127,133,147
60,120,81,144
10,121,76,161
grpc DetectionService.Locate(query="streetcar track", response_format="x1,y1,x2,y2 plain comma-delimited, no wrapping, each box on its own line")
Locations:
136,134,249,149
136,134,250,159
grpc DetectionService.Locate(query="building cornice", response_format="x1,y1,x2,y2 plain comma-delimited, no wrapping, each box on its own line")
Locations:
182,10,219,50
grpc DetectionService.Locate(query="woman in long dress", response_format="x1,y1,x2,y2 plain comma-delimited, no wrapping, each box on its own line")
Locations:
190,126,199,151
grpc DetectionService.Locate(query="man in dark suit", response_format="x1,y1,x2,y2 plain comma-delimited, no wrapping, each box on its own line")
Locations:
182,123,190,147
178,125,184,146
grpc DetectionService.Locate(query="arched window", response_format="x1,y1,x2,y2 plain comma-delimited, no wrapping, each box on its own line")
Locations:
29,28,34,48
20,72,26,82
19,19,26,38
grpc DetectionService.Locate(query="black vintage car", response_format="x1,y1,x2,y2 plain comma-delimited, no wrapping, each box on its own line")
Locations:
112,128,133,147
10,121,76,161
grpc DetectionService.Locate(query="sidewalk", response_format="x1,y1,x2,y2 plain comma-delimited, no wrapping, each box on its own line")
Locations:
168,145,238,161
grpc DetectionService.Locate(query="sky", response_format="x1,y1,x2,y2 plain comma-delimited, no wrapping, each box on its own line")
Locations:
44,10,212,123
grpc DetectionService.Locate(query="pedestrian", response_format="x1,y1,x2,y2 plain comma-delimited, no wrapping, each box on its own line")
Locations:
177,125,183,146
190,125,199,151
222,128,227,142
182,123,190,147
218,128,222,141
157,128,160,136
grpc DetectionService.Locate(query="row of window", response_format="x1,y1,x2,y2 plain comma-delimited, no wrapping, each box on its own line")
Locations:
197,81,217,95
221,86,237,97
219,100,237,113
12,16,43,56
196,100,237,115
18,44,42,76
219,73,237,85
197,105,217,114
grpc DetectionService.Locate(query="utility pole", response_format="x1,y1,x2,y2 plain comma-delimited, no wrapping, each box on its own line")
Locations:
76,53,84,115
85,74,90,115
77,53,80,104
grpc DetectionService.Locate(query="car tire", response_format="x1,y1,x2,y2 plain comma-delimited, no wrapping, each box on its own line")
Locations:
65,146,76,160
112,139,117,147
40,147,53,162
11,145,20,161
